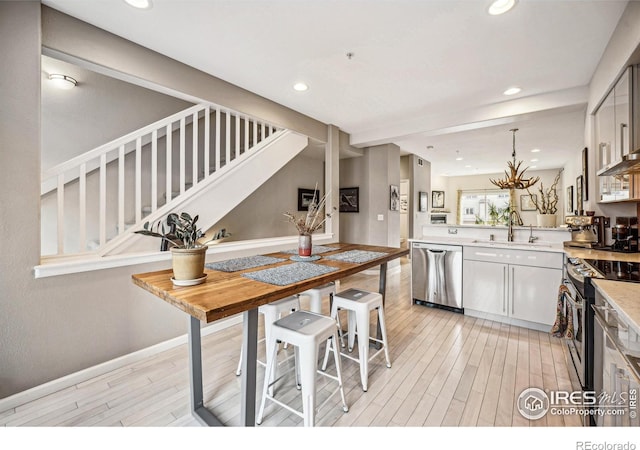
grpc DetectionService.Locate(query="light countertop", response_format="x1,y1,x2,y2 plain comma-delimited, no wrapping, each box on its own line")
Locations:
592,279,640,338
410,236,640,262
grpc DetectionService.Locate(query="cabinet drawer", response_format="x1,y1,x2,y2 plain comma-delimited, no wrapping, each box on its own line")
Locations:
463,246,562,269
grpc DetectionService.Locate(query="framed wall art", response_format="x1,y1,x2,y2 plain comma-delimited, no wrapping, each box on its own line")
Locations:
566,185,574,213
339,187,359,213
431,190,445,209
520,194,537,211
297,188,319,211
582,147,589,201
576,175,583,207
390,185,400,211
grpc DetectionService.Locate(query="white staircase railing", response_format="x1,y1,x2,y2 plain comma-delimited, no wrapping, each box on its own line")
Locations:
41,103,282,257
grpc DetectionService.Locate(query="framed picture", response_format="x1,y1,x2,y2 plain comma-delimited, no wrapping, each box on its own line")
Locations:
566,185,574,213
418,191,428,212
339,187,359,213
400,194,408,213
432,190,445,209
297,188,319,211
576,175,583,207
582,147,589,201
390,185,400,211
520,194,537,211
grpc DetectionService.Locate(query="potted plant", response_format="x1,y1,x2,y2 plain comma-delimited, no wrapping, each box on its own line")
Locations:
526,170,562,228
135,212,230,283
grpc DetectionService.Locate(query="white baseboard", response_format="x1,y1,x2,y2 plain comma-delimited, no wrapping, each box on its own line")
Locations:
0,315,242,413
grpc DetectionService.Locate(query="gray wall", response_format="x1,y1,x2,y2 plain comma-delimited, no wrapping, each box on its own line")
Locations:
339,144,401,247
42,55,193,170
212,154,325,240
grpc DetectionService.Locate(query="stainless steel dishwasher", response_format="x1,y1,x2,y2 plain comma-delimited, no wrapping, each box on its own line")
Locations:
411,242,463,313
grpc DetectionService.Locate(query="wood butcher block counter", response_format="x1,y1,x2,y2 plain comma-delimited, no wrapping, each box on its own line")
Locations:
132,242,408,427
133,242,408,323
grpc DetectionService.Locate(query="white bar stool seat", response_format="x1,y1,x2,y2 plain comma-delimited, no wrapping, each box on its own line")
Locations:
256,310,348,427
297,281,336,313
236,295,299,376
322,288,391,392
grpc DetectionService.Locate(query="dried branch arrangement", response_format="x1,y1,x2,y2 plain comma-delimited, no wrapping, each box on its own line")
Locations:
283,184,336,235
526,169,562,214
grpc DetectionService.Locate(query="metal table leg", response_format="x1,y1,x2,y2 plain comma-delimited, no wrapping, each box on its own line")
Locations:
187,308,259,426
376,262,387,347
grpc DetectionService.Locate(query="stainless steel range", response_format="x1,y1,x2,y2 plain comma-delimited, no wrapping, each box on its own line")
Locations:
564,256,640,426
564,257,601,393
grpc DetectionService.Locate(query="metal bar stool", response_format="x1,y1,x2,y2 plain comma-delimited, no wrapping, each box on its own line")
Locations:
322,288,391,392
297,281,336,314
235,295,299,376
256,310,348,427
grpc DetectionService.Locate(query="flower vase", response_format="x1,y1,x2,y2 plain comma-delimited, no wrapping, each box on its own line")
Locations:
298,234,312,257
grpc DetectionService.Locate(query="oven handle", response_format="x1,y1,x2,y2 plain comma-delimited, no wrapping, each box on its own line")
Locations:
562,279,582,310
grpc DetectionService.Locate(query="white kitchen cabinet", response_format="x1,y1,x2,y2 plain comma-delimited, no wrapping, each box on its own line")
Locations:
463,259,506,316
463,246,563,329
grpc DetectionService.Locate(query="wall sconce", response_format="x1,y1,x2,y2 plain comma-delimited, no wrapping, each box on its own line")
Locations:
49,74,77,90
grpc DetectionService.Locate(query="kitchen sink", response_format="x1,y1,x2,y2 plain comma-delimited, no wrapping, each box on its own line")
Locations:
470,239,552,248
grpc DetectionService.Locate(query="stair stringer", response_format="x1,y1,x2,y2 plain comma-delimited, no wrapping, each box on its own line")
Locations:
101,130,309,256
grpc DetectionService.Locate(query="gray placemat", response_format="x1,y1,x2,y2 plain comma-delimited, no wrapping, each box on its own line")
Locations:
290,255,321,262
242,262,338,286
282,245,335,255
205,255,285,272
323,250,388,263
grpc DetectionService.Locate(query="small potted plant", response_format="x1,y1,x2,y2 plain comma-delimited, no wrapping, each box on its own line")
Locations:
135,212,230,283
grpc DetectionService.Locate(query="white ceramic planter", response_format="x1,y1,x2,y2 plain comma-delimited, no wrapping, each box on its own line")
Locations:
536,214,557,228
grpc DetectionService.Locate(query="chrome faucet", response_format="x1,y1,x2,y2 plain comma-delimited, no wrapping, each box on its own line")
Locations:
507,210,519,242
528,225,539,244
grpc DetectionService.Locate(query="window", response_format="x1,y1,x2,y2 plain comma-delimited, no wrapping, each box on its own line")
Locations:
459,190,510,225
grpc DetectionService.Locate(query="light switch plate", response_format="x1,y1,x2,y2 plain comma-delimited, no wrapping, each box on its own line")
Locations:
377,214,384,221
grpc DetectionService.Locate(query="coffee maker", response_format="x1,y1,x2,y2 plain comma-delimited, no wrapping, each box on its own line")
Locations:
611,217,639,252
564,215,606,248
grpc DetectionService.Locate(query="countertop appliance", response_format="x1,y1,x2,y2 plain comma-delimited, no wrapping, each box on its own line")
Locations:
565,256,640,425
611,217,638,253
411,242,462,313
564,215,607,249
592,289,640,426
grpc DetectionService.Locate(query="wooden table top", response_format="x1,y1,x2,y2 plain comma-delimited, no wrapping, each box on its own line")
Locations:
132,242,409,323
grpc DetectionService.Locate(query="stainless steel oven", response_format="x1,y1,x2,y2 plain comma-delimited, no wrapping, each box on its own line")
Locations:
430,214,447,224
563,272,585,387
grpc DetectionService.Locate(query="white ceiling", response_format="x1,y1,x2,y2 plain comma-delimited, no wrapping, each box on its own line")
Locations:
43,0,629,176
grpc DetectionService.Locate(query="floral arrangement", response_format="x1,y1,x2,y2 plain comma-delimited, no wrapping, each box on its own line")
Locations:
284,186,335,235
526,169,562,214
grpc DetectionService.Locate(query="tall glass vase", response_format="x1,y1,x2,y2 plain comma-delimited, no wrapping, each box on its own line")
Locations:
298,234,312,257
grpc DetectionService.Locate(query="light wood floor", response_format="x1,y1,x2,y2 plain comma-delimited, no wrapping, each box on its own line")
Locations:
0,257,582,427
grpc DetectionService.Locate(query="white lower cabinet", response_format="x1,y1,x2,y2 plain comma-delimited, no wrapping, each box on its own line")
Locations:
463,246,563,329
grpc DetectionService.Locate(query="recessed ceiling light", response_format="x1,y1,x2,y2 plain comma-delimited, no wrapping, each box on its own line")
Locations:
530,165,537,169
465,165,472,168
456,157,464,161
293,82,308,92
124,0,153,9
488,0,516,16
531,148,541,153
531,158,538,162
503,87,521,96
49,74,77,90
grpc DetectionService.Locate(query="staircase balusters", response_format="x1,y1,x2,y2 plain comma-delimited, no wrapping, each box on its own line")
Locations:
41,103,283,257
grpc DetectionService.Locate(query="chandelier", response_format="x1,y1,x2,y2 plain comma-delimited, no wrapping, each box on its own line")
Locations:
489,128,540,190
